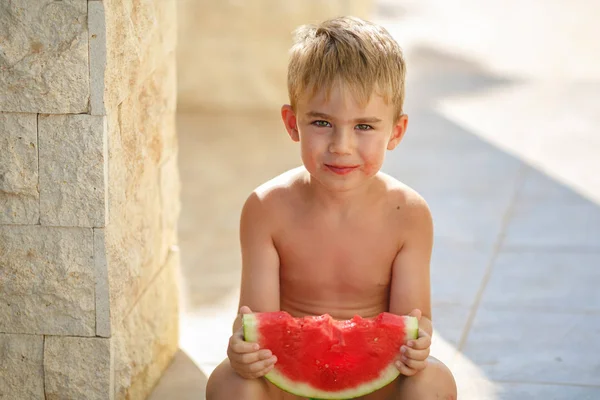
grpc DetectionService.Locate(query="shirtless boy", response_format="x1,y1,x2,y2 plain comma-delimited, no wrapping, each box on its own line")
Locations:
206,16,457,400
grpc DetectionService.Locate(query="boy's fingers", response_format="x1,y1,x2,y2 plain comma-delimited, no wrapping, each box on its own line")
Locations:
258,363,275,377
394,359,417,376
418,328,430,340
231,340,259,354
401,356,427,371
230,331,259,354
231,327,244,340
237,349,272,364
234,351,260,365
407,330,431,350
243,362,275,379
231,325,254,344
248,356,277,373
401,346,430,361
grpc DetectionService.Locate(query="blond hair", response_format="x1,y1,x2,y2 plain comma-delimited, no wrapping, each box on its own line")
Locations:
287,16,406,121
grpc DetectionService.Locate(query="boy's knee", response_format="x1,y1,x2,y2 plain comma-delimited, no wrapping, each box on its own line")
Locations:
399,357,457,400
206,359,271,400
429,357,457,394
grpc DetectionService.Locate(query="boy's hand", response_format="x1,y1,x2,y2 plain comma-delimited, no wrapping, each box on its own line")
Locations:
395,309,431,376
227,306,278,379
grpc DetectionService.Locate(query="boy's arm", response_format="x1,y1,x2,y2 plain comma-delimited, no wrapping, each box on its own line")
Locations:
388,197,434,338
232,192,281,334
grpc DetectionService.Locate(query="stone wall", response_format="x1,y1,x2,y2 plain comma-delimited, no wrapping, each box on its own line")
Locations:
0,1,180,399
176,0,374,112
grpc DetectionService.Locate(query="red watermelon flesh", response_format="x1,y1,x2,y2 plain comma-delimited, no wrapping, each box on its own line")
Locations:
242,311,418,399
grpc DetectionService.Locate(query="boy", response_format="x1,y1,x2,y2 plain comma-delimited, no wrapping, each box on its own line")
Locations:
206,16,457,400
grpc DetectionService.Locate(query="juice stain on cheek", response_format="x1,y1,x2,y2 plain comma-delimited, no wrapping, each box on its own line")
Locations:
360,159,382,176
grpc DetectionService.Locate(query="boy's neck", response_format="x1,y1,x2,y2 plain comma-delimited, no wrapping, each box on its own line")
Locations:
304,171,378,217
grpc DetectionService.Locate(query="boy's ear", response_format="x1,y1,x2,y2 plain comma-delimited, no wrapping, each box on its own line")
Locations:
281,104,300,142
387,114,408,150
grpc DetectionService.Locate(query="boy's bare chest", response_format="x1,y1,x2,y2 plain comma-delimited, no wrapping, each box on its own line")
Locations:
273,217,400,293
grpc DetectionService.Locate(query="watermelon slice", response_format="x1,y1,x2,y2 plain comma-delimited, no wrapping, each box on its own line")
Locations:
242,311,418,399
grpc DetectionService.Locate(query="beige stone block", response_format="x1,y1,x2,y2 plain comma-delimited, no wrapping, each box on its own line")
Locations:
89,1,108,116
0,0,89,113
104,0,177,110
0,225,95,336
113,250,180,400
105,55,177,324
176,0,374,111
0,333,44,399
94,228,111,337
0,113,39,224
44,336,113,400
38,114,108,227
105,140,162,326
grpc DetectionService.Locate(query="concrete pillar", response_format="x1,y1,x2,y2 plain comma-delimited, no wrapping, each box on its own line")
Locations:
0,0,180,399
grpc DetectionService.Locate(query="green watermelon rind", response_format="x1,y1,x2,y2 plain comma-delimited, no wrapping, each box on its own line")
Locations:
242,313,419,400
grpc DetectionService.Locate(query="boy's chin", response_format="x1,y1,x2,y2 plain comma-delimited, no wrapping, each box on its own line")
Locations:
310,171,375,192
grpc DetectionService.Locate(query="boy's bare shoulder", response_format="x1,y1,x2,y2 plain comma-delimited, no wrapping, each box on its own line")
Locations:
377,172,432,224
242,167,306,216
253,166,305,202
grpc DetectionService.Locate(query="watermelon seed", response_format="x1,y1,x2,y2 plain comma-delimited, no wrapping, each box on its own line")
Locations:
374,337,379,342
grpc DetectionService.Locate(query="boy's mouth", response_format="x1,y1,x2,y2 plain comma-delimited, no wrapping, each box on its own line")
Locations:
325,164,359,175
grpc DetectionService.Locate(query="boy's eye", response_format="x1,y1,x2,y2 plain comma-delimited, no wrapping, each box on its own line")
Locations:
356,124,373,131
312,120,331,128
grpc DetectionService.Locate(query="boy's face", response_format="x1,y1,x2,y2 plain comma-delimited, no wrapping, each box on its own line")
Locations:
281,82,408,192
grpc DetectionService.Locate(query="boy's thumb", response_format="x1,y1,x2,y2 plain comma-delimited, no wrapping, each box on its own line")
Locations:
408,309,422,321
239,306,252,315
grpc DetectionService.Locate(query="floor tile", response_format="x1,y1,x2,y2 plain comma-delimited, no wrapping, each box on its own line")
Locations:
520,168,593,203
179,302,239,368
460,308,600,386
456,378,600,400
147,350,208,400
199,363,219,378
430,241,493,305
503,197,600,249
452,351,499,400
504,166,600,250
491,382,600,400
432,304,471,345
427,193,511,245
481,251,600,312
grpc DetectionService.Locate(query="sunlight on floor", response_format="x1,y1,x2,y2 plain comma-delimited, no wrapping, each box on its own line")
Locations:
179,288,240,377
437,84,600,207
433,333,502,399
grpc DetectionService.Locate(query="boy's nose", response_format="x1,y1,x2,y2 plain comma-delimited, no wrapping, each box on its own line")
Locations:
328,128,353,155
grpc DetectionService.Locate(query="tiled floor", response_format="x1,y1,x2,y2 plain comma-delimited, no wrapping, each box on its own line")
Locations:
149,1,600,398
